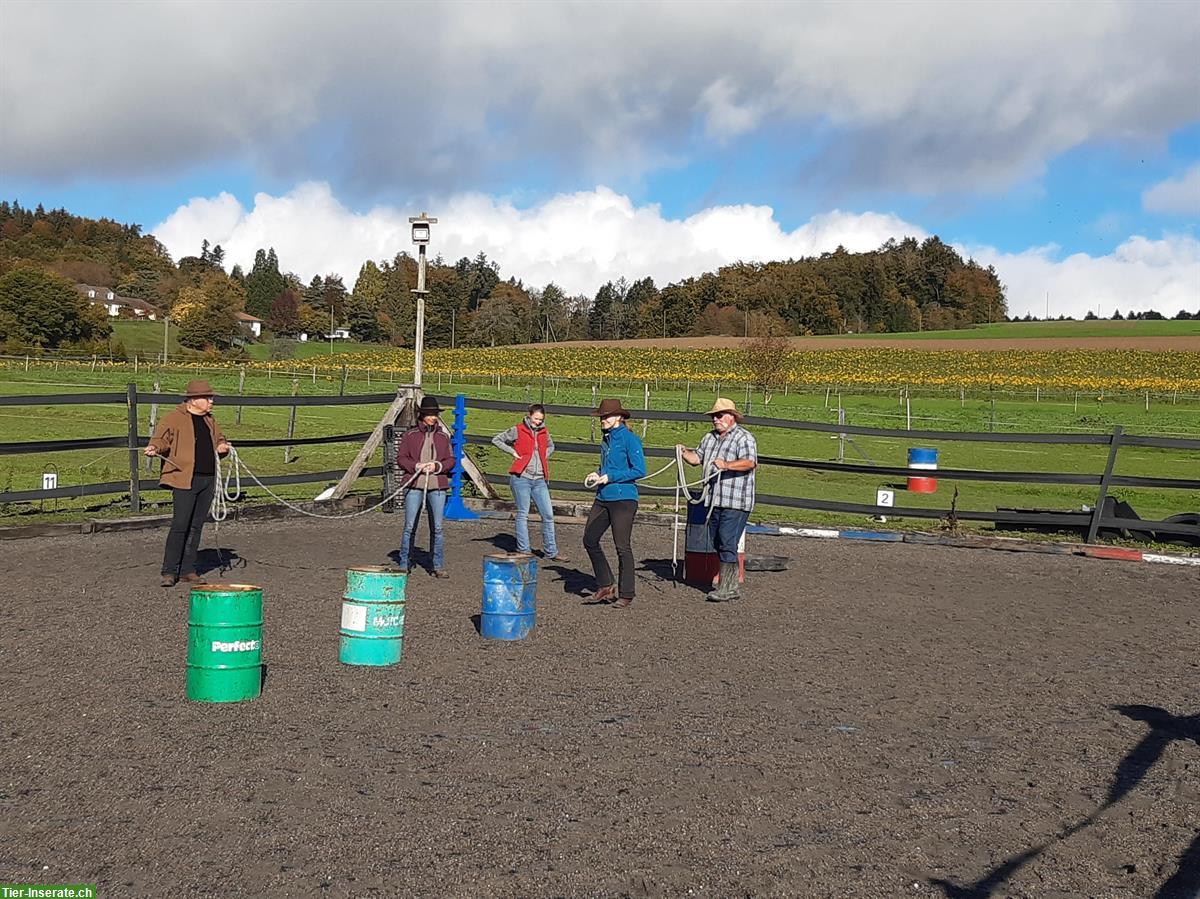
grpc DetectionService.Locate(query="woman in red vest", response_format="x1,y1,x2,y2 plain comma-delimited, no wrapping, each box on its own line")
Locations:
492,404,568,561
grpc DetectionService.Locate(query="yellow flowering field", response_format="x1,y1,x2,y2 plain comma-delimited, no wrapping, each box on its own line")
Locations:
249,348,1200,392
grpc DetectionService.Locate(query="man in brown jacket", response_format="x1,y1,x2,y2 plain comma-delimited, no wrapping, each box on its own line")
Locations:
145,379,232,587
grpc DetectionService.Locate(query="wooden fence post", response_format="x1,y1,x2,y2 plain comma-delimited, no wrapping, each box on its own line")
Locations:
340,364,349,397
146,380,161,471
642,382,650,438
235,366,246,425
837,406,846,464
1086,426,1123,544
284,379,299,463
330,386,414,500
590,385,597,442
126,383,141,514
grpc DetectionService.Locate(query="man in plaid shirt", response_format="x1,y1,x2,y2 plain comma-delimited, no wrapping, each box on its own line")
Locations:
677,397,757,602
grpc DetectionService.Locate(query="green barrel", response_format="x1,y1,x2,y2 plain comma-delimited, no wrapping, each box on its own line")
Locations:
186,584,263,703
339,566,407,666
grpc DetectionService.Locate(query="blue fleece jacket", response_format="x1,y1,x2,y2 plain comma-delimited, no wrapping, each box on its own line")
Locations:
596,423,646,502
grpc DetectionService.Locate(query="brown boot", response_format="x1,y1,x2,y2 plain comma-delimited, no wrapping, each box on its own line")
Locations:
583,584,616,604
180,572,207,585
160,575,177,588
611,596,634,609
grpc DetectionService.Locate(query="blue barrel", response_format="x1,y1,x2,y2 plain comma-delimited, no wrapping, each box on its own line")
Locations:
907,446,939,493
481,552,537,640
339,566,407,666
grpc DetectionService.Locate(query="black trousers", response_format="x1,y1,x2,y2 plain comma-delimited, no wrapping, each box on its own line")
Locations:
162,475,215,577
583,499,637,599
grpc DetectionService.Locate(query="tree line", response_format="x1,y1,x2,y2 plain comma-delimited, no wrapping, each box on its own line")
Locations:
0,200,1191,353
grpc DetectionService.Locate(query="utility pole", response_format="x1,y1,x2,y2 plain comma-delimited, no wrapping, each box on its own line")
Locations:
409,213,437,387
329,304,334,355
451,308,456,349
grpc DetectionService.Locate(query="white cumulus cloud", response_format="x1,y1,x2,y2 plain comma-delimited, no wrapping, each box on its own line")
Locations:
1143,164,1200,215
153,182,925,295
155,183,1200,321
968,233,1200,320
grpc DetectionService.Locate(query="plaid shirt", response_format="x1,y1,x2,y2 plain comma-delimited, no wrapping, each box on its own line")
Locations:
696,424,757,511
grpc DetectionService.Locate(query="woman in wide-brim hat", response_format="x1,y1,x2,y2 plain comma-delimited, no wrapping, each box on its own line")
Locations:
144,379,232,587
395,395,456,577
581,397,646,608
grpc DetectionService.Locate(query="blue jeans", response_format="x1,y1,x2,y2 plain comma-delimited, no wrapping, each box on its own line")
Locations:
708,507,749,563
398,488,446,571
509,475,558,556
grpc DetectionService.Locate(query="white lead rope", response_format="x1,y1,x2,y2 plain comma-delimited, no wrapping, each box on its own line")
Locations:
584,444,726,584
212,447,438,522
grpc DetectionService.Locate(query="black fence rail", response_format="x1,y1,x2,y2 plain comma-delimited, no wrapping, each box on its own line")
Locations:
460,398,1200,542
2,385,1197,544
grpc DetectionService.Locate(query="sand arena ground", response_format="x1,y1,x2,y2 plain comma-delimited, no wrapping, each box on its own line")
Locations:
1,515,1196,898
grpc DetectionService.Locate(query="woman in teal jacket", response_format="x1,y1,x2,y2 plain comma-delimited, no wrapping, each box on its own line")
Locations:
582,398,647,609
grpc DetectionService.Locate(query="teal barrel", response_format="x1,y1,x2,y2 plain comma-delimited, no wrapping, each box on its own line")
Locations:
186,584,263,703
339,566,408,666
481,552,537,640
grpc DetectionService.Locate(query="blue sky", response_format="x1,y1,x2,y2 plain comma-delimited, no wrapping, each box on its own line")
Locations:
2,1,1197,318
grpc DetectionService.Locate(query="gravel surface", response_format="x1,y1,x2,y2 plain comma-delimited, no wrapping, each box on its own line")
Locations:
1,515,1197,898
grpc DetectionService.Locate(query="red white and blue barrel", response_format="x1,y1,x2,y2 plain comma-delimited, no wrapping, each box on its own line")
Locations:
906,447,939,493
683,491,746,586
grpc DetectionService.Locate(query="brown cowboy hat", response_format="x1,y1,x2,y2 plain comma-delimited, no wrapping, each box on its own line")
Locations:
183,379,216,398
593,398,631,419
417,395,442,416
705,397,742,420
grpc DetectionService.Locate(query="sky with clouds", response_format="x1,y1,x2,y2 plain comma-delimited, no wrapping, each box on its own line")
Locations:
1,0,1197,319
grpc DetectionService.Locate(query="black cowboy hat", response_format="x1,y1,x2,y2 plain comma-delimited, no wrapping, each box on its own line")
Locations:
417,396,442,416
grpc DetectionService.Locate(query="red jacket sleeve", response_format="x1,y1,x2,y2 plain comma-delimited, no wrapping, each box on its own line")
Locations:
396,429,419,475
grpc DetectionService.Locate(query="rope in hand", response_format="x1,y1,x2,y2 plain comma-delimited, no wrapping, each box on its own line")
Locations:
584,444,727,584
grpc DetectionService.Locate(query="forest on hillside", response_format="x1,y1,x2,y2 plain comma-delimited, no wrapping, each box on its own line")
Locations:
0,201,1010,351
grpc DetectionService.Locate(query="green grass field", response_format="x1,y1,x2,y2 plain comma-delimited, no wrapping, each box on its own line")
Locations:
106,320,380,362
2,366,1197,543
816,320,1200,340
241,338,381,361
109,319,182,357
